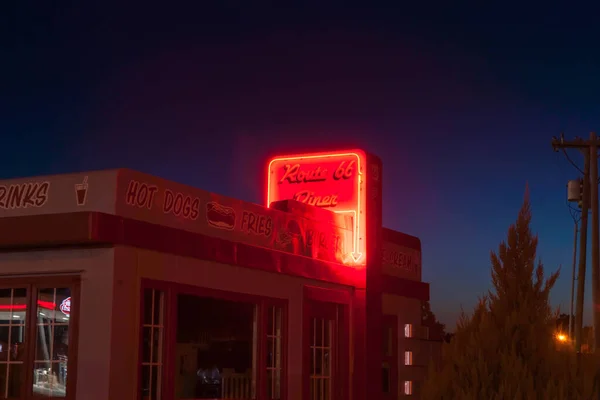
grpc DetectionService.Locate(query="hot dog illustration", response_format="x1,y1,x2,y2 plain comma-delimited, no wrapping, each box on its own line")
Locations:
206,202,236,230
275,219,304,254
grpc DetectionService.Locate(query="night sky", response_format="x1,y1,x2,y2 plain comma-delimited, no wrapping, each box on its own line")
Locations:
3,3,599,329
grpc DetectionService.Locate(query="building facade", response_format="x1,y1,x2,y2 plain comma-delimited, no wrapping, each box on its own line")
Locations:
0,149,439,400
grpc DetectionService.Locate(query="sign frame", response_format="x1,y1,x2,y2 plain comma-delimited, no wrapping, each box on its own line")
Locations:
266,149,367,264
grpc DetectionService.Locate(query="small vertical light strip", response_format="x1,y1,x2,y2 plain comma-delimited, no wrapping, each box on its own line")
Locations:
404,380,413,395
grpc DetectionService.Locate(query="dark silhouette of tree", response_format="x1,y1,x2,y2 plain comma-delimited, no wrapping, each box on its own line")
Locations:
443,332,454,343
555,313,569,333
422,193,600,399
581,326,595,353
421,300,445,340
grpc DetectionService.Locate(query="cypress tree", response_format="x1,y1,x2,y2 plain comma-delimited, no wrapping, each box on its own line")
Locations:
422,194,600,399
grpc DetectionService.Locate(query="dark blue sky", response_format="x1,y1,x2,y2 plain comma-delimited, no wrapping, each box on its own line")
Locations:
3,3,600,328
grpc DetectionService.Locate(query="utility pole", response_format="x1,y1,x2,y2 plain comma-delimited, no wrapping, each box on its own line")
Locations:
577,153,590,352
552,134,595,352
590,132,600,352
569,219,578,341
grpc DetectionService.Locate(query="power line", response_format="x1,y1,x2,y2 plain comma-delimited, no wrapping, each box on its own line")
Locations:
562,148,585,175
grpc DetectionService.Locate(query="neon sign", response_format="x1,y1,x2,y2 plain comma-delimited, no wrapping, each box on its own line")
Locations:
267,150,367,264
59,297,71,317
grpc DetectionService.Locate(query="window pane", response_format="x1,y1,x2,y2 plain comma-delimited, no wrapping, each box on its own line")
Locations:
266,368,281,399
267,337,274,368
382,326,392,356
267,307,274,335
0,288,27,399
0,288,27,323
143,289,153,325
382,362,390,393
7,363,23,398
33,287,70,398
314,318,322,347
153,292,162,326
142,328,152,363
174,294,257,399
140,365,150,400
152,328,162,364
151,366,160,400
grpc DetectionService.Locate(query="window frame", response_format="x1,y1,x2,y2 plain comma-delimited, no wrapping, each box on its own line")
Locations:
138,279,288,400
0,275,81,400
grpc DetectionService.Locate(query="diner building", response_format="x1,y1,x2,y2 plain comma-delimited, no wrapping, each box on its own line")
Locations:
0,149,440,400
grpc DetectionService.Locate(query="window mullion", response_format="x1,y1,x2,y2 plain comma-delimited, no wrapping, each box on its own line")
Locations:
256,300,266,400
24,283,37,399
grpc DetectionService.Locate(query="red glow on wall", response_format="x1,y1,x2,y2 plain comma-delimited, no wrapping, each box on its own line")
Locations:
267,150,367,265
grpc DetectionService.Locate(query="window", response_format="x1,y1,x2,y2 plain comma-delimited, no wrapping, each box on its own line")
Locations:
404,380,413,395
0,280,78,399
137,283,287,400
266,306,283,399
175,294,258,400
140,288,165,400
404,324,413,338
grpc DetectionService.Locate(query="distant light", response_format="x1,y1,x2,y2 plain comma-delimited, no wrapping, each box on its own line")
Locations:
556,333,568,342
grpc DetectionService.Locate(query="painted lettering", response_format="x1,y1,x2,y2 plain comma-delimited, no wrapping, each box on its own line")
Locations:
305,229,342,253
333,160,356,180
0,182,50,210
279,164,328,184
383,249,416,272
163,189,200,220
293,190,338,207
241,211,273,237
125,180,158,209
333,235,344,254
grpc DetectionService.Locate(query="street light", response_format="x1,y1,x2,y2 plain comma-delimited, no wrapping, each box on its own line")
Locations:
556,333,568,343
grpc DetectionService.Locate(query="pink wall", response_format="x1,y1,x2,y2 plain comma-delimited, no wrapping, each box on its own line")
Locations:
0,248,115,400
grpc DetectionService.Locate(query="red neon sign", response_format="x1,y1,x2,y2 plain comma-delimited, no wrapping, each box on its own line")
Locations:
0,300,56,311
267,150,367,264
